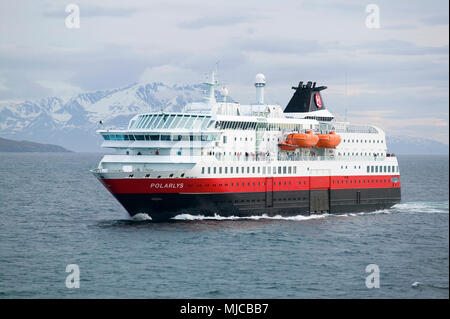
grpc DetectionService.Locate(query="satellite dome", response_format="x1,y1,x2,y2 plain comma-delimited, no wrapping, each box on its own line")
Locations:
255,73,266,84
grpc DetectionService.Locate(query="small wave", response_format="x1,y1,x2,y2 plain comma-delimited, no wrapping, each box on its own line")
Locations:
341,209,393,217
411,281,448,290
411,281,423,288
392,201,449,214
132,213,152,221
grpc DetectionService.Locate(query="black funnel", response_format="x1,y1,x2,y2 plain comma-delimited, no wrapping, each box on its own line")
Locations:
284,81,327,113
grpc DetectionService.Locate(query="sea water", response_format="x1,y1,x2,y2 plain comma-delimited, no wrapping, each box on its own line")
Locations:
0,153,448,298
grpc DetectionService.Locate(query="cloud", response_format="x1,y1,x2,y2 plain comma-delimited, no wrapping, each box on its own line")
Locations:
139,65,201,85
0,71,53,100
337,112,449,144
44,5,137,18
234,38,325,55
347,110,398,117
420,15,449,26
36,80,83,97
383,24,418,30
178,16,253,29
0,76,7,91
352,39,449,56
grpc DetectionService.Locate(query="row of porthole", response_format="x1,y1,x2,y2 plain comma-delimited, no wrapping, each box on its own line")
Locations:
339,152,382,157
342,139,384,144
186,181,309,188
202,166,298,175
129,173,185,178
333,179,393,184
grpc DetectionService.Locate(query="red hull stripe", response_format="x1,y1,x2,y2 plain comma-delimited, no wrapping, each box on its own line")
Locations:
100,175,401,194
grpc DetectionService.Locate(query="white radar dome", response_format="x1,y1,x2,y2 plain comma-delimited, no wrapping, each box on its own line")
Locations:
255,73,266,84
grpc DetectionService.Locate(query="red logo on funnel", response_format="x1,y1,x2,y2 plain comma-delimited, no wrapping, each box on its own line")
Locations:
314,93,322,108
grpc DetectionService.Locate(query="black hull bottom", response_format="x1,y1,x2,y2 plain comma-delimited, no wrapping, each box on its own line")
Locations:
112,188,401,221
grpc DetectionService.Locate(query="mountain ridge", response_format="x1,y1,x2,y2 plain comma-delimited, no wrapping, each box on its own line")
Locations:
0,82,223,151
0,136,71,152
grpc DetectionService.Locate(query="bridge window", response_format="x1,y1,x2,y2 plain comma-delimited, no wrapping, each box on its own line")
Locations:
169,115,183,129
145,115,158,128
184,116,196,129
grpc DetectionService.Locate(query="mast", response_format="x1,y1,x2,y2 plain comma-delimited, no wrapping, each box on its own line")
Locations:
203,71,217,104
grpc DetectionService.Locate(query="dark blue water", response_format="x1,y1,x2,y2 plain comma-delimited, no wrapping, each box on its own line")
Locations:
0,153,448,298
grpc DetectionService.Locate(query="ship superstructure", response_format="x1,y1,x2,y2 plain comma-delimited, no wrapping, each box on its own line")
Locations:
91,73,401,220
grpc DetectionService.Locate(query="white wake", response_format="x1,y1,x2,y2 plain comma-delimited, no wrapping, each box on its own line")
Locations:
132,213,152,221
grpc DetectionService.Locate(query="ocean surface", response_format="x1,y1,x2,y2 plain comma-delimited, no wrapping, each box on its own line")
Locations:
0,153,448,298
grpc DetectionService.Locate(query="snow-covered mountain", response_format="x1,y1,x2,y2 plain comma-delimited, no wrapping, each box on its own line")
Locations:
0,82,229,152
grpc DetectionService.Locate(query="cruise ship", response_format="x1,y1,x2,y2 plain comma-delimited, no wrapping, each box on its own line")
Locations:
91,73,401,221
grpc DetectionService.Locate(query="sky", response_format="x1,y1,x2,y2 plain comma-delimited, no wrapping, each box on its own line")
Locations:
0,0,448,144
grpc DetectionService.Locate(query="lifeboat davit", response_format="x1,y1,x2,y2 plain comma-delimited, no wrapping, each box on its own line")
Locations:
278,141,297,151
289,131,319,148
315,131,341,148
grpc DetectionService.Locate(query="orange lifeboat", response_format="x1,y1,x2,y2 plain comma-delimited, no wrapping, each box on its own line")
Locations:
290,131,319,148
315,131,341,148
278,141,297,151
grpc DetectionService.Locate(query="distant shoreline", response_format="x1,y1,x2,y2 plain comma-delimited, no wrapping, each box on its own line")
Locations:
0,137,72,153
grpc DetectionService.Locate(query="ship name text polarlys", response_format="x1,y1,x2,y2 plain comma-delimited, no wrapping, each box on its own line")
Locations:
150,182,184,189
